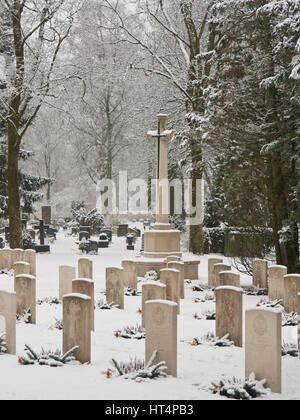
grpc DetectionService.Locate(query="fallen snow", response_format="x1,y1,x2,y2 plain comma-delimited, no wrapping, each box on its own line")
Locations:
0,230,299,401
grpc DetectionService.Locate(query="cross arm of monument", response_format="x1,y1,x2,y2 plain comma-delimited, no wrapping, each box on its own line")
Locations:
147,129,176,143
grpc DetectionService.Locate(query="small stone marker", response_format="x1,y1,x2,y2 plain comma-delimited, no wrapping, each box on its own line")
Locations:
145,299,178,377
13,261,30,291
215,286,243,347
63,293,91,364
59,266,76,301
15,274,36,324
168,261,185,299
24,249,36,276
160,269,180,314
106,268,124,309
41,205,52,225
122,261,137,290
72,279,95,331
253,259,268,289
214,264,231,288
283,274,300,313
219,271,240,288
0,290,16,355
268,265,287,301
141,281,166,328
208,258,223,287
78,258,93,280
245,308,282,394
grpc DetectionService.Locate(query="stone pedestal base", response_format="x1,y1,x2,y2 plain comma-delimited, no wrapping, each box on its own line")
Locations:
143,229,181,259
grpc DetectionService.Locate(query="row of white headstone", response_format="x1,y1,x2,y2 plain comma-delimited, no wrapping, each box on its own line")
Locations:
208,258,300,313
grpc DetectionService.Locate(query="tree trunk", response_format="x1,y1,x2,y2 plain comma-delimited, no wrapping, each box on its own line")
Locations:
7,124,23,249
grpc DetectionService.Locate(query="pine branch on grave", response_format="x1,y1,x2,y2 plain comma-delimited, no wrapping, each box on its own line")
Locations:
282,343,298,358
18,345,79,367
210,373,269,400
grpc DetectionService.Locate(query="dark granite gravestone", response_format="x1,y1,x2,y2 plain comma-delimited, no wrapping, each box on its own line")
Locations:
79,231,90,242
141,234,145,252
21,219,27,230
127,234,135,251
118,224,128,237
98,233,109,248
0,238,5,249
80,226,91,236
35,220,50,253
41,206,51,225
5,227,9,242
100,229,112,242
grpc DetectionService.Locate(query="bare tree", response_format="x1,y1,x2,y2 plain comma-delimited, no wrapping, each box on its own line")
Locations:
1,0,83,248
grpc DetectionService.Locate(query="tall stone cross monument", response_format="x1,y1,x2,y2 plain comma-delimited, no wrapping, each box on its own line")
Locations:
147,114,175,229
143,114,181,258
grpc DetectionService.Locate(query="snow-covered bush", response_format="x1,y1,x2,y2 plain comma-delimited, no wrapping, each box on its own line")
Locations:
203,227,225,254
243,286,268,296
96,299,119,310
37,297,60,306
22,231,35,250
16,309,31,324
125,288,141,297
282,312,298,327
210,373,269,400
192,333,234,348
114,325,145,340
111,350,167,381
70,201,104,234
282,343,298,358
0,332,7,355
19,345,79,367
144,271,158,282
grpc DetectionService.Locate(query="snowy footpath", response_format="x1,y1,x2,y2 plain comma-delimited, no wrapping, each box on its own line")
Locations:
0,232,299,400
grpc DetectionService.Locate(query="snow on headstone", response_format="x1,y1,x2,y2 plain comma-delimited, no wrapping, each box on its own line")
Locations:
216,286,243,347
160,269,180,314
283,274,300,314
59,266,76,301
141,282,166,328
63,293,91,364
15,274,36,324
145,299,178,377
72,279,95,331
268,265,287,301
106,268,124,310
208,258,223,287
245,308,282,394
253,259,268,289
0,290,16,355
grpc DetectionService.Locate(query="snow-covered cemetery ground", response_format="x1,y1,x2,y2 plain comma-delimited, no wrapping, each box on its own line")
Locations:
0,226,299,401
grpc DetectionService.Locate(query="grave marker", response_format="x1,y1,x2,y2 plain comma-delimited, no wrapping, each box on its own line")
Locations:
214,264,231,288
168,261,185,299
141,281,166,328
283,274,300,313
219,271,240,288
268,265,287,301
122,261,137,290
0,290,16,355
15,274,36,324
145,300,178,377
72,279,95,331
208,258,223,287
78,258,93,280
63,293,91,364
216,286,243,347
245,308,282,394
253,259,268,289
59,266,76,301
106,268,124,309
160,269,180,314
